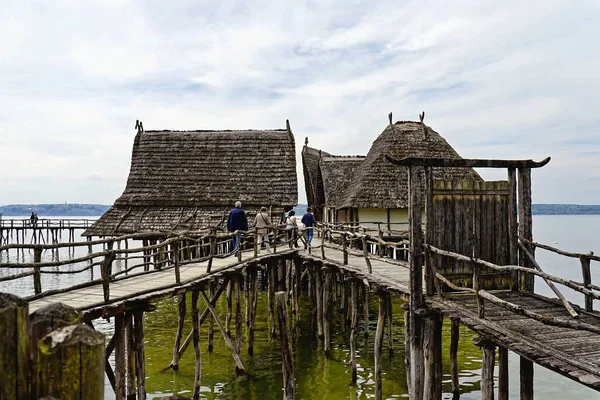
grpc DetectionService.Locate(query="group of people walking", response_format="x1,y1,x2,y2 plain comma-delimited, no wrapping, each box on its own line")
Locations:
226,202,315,255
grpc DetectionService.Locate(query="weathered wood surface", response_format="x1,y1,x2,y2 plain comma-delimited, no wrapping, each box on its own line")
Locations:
7,244,600,393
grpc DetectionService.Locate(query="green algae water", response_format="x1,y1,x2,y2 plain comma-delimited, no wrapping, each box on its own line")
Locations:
3,215,600,399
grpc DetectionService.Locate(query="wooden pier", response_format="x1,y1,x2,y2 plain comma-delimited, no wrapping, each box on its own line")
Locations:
0,218,95,245
2,158,600,400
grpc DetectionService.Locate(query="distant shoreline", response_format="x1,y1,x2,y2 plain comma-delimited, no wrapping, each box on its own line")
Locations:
1,203,599,217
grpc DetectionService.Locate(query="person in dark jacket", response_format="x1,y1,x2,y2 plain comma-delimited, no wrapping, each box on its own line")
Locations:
227,201,248,255
301,207,316,245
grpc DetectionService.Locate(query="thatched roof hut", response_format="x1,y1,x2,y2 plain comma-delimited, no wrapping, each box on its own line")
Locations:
302,120,481,223
83,123,298,236
338,121,481,209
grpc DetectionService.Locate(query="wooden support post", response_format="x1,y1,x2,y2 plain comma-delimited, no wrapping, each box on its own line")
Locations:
450,318,460,399
200,291,245,375
361,236,373,273
235,276,242,355
101,241,115,302
0,293,30,400
276,291,295,400
114,313,126,400
248,267,259,356
208,282,214,353
498,346,509,400
254,228,258,258
342,234,348,265
408,165,425,399
363,284,369,338
424,166,434,295
473,261,485,318
423,312,442,400
580,255,593,312
518,167,534,400
37,324,104,400
171,294,186,371
315,266,324,339
125,314,135,400
30,303,82,397
473,337,496,400
293,258,302,324
386,294,394,357
403,306,412,398
321,228,326,259
349,281,358,385
33,247,42,294
268,263,276,338
508,168,519,290
226,280,233,337
374,293,387,400
323,268,331,358
133,311,146,399
191,290,202,399
273,227,278,254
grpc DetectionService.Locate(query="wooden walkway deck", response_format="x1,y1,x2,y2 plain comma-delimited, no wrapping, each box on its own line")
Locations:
23,246,600,391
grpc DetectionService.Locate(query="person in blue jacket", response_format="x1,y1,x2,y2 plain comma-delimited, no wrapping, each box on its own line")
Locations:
227,201,248,255
301,207,316,246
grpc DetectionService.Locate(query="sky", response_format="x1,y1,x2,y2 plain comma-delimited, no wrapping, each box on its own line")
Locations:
1,0,599,206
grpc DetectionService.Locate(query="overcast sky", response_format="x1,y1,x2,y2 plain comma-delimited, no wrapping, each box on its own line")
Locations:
1,0,599,206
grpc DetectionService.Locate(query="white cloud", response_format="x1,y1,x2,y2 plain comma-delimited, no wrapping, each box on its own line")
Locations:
1,0,599,205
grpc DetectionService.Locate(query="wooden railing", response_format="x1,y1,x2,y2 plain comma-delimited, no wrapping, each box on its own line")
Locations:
424,241,600,333
0,218,96,228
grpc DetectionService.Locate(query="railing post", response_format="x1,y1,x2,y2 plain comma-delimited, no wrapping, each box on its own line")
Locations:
173,240,181,284
378,228,384,257
253,228,258,258
580,255,593,311
34,247,43,294
473,261,484,318
361,235,372,273
321,228,326,259
207,231,216,273
101,240,115,302
342,233,348,265
237,232,243,262
272,227,278,254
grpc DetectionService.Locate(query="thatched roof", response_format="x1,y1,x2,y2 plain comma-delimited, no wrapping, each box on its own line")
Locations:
320,156,365,208
338,121,481,209
84,126,297,236
301,145,330,208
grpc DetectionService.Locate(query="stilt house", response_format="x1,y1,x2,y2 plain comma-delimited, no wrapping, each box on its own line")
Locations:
302,119,481,232
83,122,298,237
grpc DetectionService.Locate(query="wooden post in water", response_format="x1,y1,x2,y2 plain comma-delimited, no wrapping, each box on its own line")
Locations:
374,293,387,400
114,314,127,400
323,267,331,358
276,291,295,400
0,293,30,400
33,247,42,294
349,280,359,385
407,165,425,399
315,266,324,339
498,346,509,400
191,290,202,399
248,266,259,356
450,318,460,399
226,280,233,337
125,314,135,400
171,294,186,371
235,276,243,356
423,311,442,400
37,324,104,400
473,337,496,400
208,282,215,353
363,284,370,338
268,262,276,338
133,310,146,399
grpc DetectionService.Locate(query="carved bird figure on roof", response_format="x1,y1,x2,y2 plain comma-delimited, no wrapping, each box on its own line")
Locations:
419,111,428,139
135,120,144,133
305,137,309,146
388,112,393,126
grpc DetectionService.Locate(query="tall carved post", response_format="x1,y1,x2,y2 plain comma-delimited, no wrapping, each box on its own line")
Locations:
408,165,425,398
374,293,387,400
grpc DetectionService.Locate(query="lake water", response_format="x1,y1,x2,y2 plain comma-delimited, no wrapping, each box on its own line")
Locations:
1,215,599,399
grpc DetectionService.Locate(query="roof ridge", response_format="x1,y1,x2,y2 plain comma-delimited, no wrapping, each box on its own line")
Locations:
144,129,288,133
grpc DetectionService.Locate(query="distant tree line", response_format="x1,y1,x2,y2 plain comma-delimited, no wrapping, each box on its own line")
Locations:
532,204,600,215
0,204,110,217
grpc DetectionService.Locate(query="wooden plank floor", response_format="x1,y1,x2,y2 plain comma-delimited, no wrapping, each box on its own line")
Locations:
24,245,600,390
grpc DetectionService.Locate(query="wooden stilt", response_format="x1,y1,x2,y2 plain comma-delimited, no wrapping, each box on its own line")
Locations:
473,337,496,400
323,268,331,358
293,258,302,324
191,290,202,399
350,281,358,385
423,312,443,400
226,280,233,337
403,307,412,399
276,291,295,399
386,294,393,357
315,266,324,339
363,284,370,337
133,311,146,400
171,294,186,371
450,318,460,399
248,267,258,356
235,276,242,355
498,346,509,400
200,290,245,375
268,263,276,338
520,357,534,400
374,293,387,400
114,313,127,400
125,314,135,400
208,282,214,353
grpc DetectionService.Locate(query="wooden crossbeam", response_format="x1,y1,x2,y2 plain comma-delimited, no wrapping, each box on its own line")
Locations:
385,155,551,168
